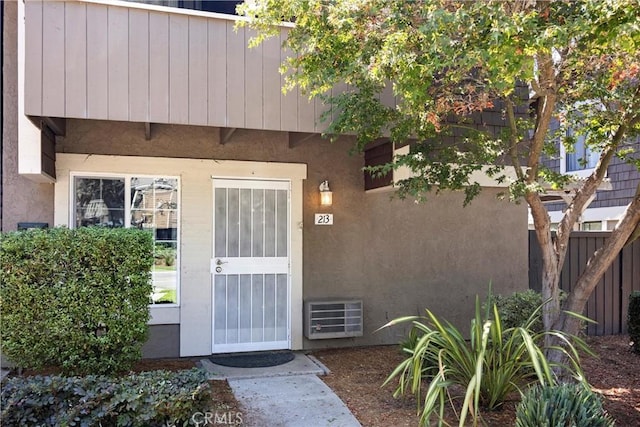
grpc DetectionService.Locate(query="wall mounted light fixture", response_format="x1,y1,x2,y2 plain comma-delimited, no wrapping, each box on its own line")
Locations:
319,180,333,206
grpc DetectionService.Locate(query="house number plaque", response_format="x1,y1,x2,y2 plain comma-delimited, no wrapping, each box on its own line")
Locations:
314,213,333,225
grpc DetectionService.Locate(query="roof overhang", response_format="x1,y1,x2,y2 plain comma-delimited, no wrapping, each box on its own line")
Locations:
539,178,613,204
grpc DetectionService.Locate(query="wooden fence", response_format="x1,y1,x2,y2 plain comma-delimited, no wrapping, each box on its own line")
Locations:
529,231,640,335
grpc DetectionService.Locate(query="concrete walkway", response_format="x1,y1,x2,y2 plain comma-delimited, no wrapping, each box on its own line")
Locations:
201,354,361,427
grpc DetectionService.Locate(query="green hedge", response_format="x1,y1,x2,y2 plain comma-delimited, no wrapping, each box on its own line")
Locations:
629,291,640,354
0,368,211,426
0,227,154,375
484,289,544,333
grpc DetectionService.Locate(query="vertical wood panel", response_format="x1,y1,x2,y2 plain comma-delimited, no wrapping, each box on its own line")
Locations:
262,32,281,130
314,91,330,133
585,237,597,335
188,17,208,125
601,237,613,334
64,2,87,118
280,31,298,131
560,237,571,292
86,4,109,119
530,232,640,336
298,91,315,133
380,81,395,108
604,255,614,335
129,9,150,122
595,236,605,335
612,251,621,334
149,12,169,122
208,19,226,126
25,0,43,116
621,243,634,334
528,232,541,292
169,14,189,124
107,6,129,121
226,22,245,127
42,1,65,116
245,29,263,129
331,82,349,124
632,239,640,291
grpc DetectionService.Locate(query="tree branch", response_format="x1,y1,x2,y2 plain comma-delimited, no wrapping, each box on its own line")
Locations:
555,85,640,269
527,53,556,183
557,187,640,331
505,98,525,180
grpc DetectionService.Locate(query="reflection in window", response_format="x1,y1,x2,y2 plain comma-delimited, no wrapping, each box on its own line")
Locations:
581,221,603,231
566,132,600,172
73,175,179,305
131,178,179,304
606,220,618,231
74,177,125,228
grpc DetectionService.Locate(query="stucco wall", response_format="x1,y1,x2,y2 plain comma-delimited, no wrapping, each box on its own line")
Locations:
1,1,53,232
143,325,180,359
59,119,528,350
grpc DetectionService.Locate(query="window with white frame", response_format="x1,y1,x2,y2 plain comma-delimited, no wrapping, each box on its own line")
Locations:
581,221,603,231
559,101,605,178
72,174,179,305
562,130,600,175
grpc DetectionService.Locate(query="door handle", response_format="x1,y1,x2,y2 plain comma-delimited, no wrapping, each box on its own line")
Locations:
216,259,228,266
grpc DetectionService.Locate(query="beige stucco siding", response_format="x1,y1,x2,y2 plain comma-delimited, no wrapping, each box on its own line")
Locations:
55,150,307,356
24,0,337,133
58,120,528,351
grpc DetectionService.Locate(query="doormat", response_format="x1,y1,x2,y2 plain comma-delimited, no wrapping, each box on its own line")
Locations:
209,351,295,368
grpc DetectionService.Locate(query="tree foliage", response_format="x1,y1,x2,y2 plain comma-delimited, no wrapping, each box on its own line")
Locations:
240,0,640,346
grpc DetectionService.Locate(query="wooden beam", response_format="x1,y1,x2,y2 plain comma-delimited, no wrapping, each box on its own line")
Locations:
42,117,66,136
219,127,237,144
145,122,152,140
288,132,316,148
40,124,56,179
30,117,66,136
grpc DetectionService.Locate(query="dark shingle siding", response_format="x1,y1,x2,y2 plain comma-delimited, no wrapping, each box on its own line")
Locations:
546,138,640,212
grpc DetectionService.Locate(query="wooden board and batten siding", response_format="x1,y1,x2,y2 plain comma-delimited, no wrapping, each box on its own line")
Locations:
23,0,357,133
529,231,640,335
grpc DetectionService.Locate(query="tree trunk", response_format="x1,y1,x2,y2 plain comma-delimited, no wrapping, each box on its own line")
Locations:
547,192,640,378
526,193,562,346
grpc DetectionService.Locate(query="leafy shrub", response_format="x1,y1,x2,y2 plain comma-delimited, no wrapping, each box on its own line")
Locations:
515,383,614,427
165,254,176,266
155,243,177,267
484,289,544,333
0,227,154,375
0,368,211,426
629,291,640,353
399,325,421,353
485,290,581,336
384,296,588,427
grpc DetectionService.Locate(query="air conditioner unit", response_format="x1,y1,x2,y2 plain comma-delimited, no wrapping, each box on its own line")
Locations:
304,299,363,340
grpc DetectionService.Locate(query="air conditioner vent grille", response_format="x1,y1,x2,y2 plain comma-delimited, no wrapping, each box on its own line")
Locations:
304,299,363,340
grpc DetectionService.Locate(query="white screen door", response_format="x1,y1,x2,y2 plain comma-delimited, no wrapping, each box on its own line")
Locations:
212,179,290,353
